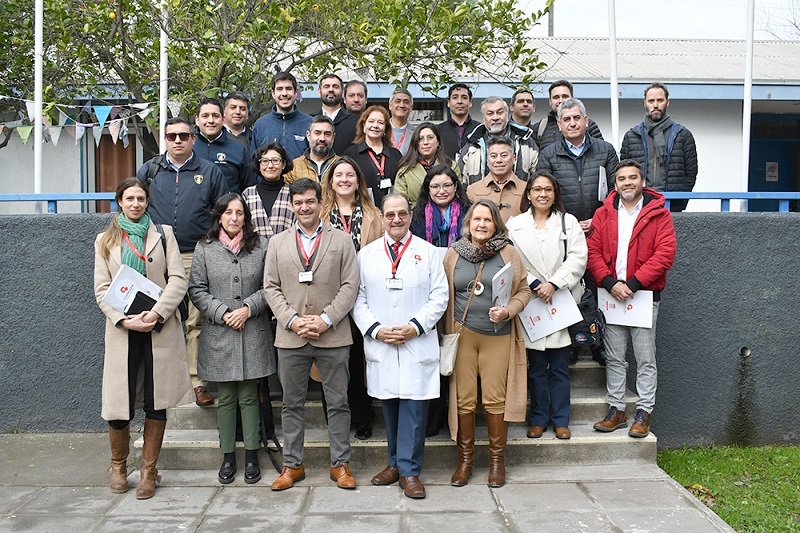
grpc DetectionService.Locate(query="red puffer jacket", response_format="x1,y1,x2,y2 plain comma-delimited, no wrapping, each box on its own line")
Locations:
586,188,676,296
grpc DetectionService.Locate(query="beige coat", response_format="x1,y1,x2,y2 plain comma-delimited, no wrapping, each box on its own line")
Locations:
94,223,193,421
263,222,359,349
466,174,526,223
443,245,531,440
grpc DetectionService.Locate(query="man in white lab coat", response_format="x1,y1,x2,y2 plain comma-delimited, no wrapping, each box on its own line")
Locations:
352,194,449,499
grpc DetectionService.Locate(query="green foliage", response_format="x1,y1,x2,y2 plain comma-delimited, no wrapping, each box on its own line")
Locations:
658,445,800,532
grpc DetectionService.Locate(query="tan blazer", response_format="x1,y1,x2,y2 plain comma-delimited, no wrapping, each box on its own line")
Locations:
466,174,525,223
263,222,359,349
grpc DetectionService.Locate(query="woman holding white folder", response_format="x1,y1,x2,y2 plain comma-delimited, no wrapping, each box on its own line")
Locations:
507,171,587,441
443,199,530,488
94,177,193,499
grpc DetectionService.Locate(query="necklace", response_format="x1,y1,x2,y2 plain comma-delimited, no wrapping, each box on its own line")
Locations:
467,262,485,296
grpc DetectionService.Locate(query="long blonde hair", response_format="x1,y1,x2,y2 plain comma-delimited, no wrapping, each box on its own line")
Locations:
98,177,150,260
321,157,380,221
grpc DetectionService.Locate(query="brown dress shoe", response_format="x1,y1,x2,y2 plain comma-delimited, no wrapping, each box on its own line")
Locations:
194,386,214,407
593,406,627,432
628,409,651,438
399,476,426,499
554,427,571,440
371,466,400,486
271,465,305,491
330,463,357,489
526,425,545,438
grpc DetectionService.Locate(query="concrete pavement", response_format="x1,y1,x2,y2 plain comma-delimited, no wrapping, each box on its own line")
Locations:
0,433,734,533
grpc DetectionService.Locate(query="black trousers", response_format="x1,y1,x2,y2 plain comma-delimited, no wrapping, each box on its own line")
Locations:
108,330,166,430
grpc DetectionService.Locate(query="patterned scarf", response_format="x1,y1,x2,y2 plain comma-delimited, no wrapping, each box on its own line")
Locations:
118,212,150,275
329,203,364,252
219,229,243,255
424,201,461,247
451,234,511,263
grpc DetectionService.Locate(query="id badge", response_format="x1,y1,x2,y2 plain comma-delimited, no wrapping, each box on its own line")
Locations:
379,178,392,190
299,271,313,283
386,277,403,290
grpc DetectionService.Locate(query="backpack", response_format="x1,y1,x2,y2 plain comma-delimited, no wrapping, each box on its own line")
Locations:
568,289,606,348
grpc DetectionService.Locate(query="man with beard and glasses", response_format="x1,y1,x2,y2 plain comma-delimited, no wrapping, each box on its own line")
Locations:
284,116,341,185
313,74,358,155
620,82,698,212
587,159,676,439
459,96,539,186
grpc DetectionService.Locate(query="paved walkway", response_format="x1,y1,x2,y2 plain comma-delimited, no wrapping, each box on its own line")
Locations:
0,434,734,533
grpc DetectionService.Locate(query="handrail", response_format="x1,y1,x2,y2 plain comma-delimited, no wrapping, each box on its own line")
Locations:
0,193,118,214
1,191,799,214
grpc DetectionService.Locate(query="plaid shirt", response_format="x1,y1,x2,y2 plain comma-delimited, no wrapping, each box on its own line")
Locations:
242,184,295,238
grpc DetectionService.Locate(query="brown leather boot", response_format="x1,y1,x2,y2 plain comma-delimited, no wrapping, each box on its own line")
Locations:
450,413,475,487
136,418,166,500
486,412,508,488
108,426,130,494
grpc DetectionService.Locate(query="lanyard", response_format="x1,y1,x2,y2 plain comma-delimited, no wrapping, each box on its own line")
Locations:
383,235,412,278
391,127,407,151
122,231,147,263
339,211,351,234
296,229,322,269
367,150,385,177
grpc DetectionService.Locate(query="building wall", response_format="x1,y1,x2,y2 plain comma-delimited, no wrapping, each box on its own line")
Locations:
0,213,798,448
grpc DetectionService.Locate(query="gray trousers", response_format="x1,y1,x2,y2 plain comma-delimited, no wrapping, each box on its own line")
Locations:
604,301,660,413
278,344,351,467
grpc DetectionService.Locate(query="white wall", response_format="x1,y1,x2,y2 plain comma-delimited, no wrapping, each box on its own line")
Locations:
0,134,84,214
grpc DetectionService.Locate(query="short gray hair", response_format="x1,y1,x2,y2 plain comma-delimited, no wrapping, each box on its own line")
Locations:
390,88,413,105
480,96,509,116
556,98,586,120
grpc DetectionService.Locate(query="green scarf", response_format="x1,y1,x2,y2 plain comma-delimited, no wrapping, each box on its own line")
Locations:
118,212,151,275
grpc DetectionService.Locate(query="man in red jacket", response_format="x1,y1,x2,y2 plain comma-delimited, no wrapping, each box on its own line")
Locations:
586,159,676,438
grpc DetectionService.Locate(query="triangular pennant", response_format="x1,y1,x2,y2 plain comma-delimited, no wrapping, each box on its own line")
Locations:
137,108,151,120
93,125,103,146
109,107,120,120
82,100,92,114
167,99,182,118
94,105,113,129
108,120,121,144
42,126,51,143
65,125,76,139
17,125,33,144
3,119,23,129
120,120,130,148
25,101,36,122
49,125,63,146
131,103,150,110
58,110,70,126
76,125,86,143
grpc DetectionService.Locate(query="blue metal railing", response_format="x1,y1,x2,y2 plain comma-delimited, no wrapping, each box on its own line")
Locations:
1,191,799,214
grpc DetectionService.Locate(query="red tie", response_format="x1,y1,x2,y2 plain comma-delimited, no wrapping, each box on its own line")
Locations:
391,241,401,258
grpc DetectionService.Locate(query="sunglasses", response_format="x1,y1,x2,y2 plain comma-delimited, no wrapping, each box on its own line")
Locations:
165,132,193,142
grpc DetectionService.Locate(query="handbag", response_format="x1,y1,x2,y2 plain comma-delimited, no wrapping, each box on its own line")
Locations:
440,261,484,376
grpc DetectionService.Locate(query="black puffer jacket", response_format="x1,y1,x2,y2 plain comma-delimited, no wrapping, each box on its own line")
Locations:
532,111,604,151
620,121,698,211
535,136,618,222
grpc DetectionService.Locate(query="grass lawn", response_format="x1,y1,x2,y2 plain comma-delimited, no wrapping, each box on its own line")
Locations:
658,445,800,532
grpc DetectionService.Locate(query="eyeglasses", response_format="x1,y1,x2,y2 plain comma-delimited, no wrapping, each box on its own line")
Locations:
429,182,455,192
259,158,283,166
165,132,192,142
383,211,409,221
531,186,555,194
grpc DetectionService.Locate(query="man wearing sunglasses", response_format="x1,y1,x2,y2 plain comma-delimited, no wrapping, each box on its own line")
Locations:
137,116,228,407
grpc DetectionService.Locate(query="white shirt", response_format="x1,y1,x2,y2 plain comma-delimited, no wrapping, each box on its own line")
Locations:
616,197,643,281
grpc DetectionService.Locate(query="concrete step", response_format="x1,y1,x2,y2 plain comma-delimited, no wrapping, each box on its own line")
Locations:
137,422,656,471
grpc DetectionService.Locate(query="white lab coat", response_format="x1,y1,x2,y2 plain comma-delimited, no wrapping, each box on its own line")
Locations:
351,232,449,400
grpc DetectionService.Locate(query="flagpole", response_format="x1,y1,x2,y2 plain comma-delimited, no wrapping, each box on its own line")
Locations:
159,1,168,153
34,0,43,212
741,0,755,211
608,0,620,152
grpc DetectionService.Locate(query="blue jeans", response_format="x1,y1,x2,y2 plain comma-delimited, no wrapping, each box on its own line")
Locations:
527,346,571,427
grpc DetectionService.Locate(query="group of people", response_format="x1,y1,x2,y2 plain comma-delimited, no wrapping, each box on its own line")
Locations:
93,74,683,500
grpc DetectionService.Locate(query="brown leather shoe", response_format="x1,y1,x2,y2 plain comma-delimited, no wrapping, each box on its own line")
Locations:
194,386,214,407
593,406,627,432
371,466,399,486
554,427,571,440
628,409,651,438
271,465,305,491
526,425,545,438
399,476,426,499
330,463,357,489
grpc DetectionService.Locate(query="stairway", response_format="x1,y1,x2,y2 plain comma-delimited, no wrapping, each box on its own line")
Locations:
136,360,656,470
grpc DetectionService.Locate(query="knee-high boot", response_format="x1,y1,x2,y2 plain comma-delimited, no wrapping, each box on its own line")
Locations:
486,412,508,488
450,413,475,487
108,426,130,493
136,418,166,499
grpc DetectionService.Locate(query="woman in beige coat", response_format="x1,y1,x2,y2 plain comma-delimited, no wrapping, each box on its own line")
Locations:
443,199,531,488
94,177,193,499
